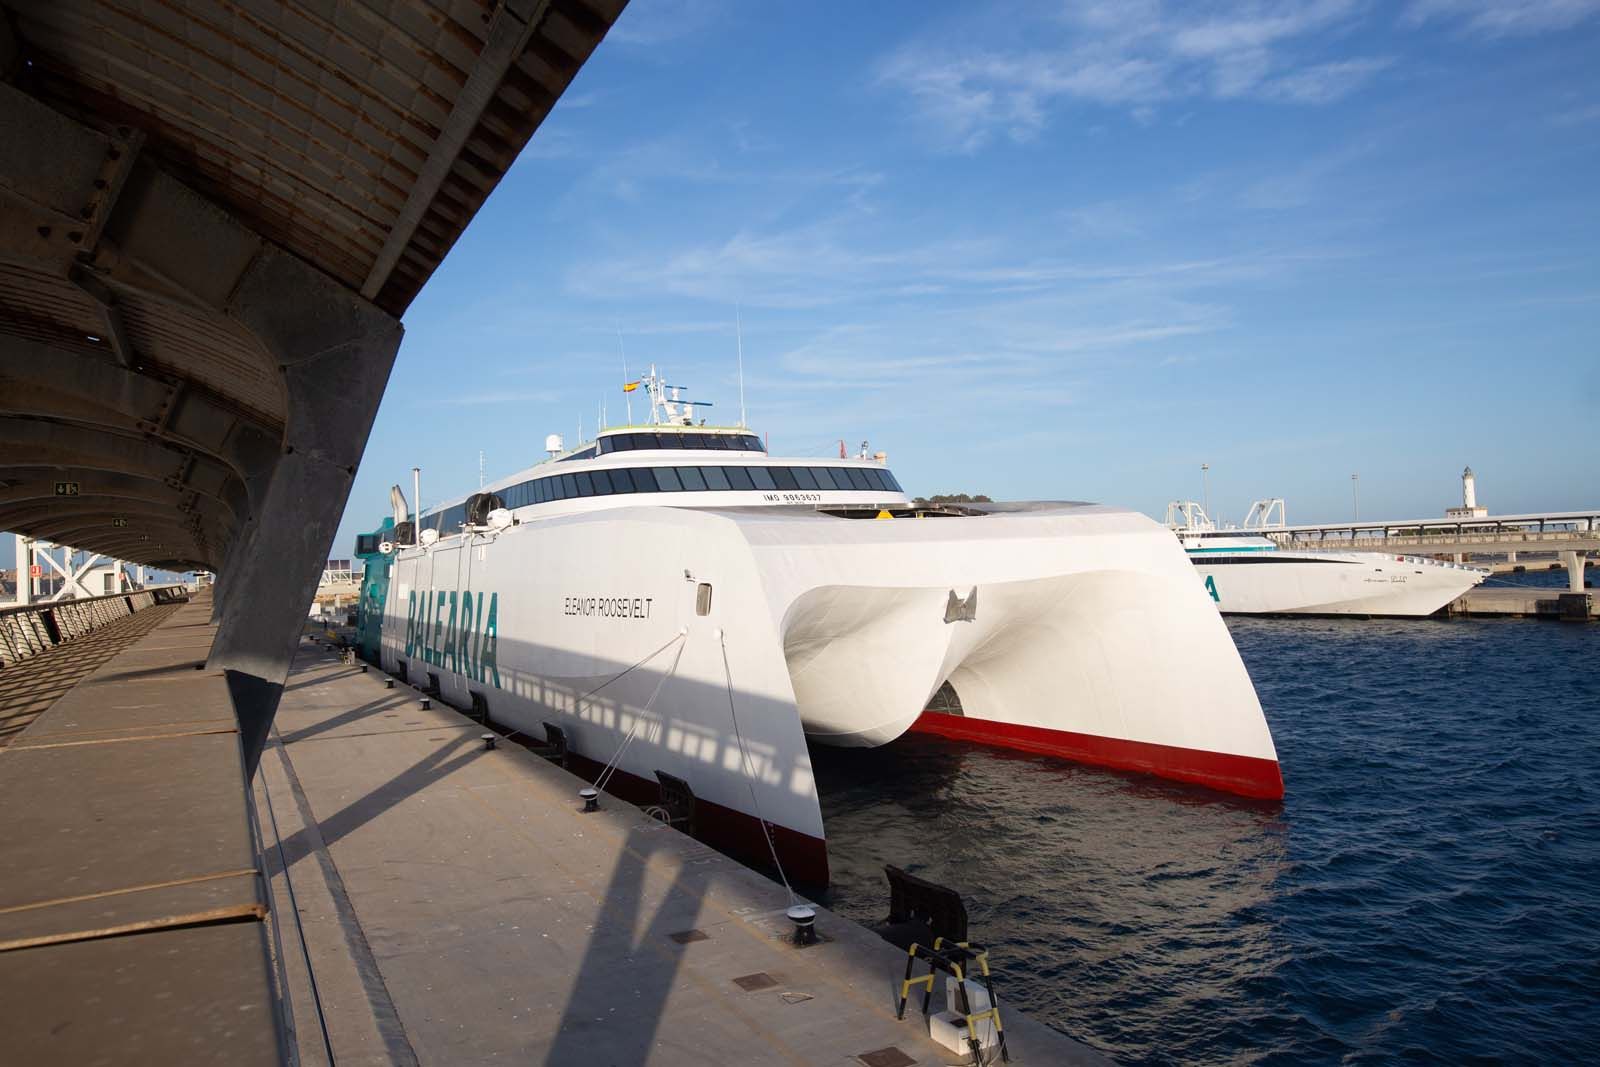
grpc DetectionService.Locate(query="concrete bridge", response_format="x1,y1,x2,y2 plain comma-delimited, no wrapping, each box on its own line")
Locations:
1264,510,1600,592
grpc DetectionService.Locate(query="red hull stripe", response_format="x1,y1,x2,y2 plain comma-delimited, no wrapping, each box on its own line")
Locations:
908,712,1285,800
560,749,831,886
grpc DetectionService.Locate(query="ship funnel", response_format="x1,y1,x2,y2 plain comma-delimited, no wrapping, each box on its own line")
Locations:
545,433,564,457
389,484,409,526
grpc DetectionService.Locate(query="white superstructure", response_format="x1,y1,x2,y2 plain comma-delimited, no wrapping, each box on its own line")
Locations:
372,373,1282,883
1167,499,1487,617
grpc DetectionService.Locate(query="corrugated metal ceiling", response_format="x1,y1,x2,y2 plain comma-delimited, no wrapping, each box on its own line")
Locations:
15,0,622,316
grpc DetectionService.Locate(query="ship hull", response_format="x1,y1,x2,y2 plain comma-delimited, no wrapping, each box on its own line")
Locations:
1191,552,1486,616
378,502,1283,884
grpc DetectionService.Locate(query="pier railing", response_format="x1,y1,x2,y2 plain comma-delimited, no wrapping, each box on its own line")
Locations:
1275,529,1600,554
0,587,187,670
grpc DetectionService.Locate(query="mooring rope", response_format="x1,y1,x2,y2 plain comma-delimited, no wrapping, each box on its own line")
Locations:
717,628,796,906
589,632,687,795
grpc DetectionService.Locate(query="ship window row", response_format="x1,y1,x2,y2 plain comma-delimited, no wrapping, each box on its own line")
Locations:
597,432,765,454
499,465,901,508
423,465,903,529
421,502,469,533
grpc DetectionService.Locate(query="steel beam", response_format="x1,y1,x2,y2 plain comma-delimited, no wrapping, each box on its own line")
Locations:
0,420,240,516
0,336,280,488
0,32,405,773
0,8,18,85
209,244,403,772
360,0,552,300
0,466,242,527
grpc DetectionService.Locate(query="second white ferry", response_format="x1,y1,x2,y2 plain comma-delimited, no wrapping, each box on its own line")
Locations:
366,373,1283,883
1167,499,1488,617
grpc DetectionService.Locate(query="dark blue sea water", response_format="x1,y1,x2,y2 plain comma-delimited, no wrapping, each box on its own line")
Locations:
812,618,1600,1065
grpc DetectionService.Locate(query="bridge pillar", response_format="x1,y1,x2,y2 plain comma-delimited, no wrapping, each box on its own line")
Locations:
205,249,403,774
11,534,30,606
1561,550,1584,593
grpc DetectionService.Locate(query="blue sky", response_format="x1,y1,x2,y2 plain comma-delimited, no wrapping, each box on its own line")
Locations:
341,0,1597,552
15,2,1599,573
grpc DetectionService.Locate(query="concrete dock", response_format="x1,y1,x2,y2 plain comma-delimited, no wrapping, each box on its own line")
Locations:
1,591,1111,1065
0,593,281,1066
1448,587,1597,620
261,641,1110,1065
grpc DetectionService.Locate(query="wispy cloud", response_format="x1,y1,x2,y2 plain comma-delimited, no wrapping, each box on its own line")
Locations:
1239,139,1379,209
1404,0,1600,37
574,137,883,204
1547,101,1600,126
567,207,1350,313
606,0,721,46
875,1,1389,150
1262,57,1396,102
438,389,559,407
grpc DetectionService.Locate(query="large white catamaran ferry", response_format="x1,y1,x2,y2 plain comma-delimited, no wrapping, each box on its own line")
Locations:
1167,499,1487,617
362,372,1282,883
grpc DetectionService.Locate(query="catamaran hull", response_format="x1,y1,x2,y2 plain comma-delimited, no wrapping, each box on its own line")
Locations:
747,506,1282,800
378,502,1282,885
1193,554,1486,616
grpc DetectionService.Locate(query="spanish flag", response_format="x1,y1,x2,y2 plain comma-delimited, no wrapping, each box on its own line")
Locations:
622,380,640,392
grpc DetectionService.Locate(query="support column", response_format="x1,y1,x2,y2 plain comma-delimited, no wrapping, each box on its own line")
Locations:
1506,550,1518,565
1562,550,1584,593
206,248,403,774
12,533,30,605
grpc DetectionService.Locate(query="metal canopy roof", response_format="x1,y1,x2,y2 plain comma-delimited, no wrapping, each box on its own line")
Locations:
0,0,625,571
16,0,613,317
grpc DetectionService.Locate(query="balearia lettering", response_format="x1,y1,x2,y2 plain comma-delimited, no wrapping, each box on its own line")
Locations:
563,595,653,619
405,588,500,687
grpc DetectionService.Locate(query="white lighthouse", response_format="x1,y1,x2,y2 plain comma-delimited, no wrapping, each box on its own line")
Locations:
1446,466,1488,519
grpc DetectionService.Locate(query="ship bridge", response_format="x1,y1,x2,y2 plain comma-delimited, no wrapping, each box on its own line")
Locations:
1,0,624,763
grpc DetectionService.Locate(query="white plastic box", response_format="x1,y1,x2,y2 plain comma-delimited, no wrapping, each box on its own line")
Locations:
945,976,994,1015
928,1010,1000,1055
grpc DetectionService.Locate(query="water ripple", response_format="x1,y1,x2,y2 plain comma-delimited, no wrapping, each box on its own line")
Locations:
813,617,1600,1064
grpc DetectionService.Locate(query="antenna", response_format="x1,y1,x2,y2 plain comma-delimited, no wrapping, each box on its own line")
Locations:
616,321,633,424
735,303,747,428
478,450,485,490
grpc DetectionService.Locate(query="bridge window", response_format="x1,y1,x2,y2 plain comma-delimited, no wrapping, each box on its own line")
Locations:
595,431,765,454
490,460,903,513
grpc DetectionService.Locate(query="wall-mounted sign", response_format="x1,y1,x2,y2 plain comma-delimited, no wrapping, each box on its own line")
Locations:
112,517,128,528
29,565,42,578
54,481,80,496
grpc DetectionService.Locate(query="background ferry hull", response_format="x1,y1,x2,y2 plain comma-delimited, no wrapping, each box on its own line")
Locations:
1195,555,1484,616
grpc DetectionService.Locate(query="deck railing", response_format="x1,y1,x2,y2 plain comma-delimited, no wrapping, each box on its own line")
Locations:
0,586,187,670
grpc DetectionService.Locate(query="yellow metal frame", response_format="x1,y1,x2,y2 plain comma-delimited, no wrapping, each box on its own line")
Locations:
894,936,1009,1062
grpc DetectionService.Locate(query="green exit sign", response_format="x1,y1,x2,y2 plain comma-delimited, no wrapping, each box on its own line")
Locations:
112,517,128,528
54,481,80,496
